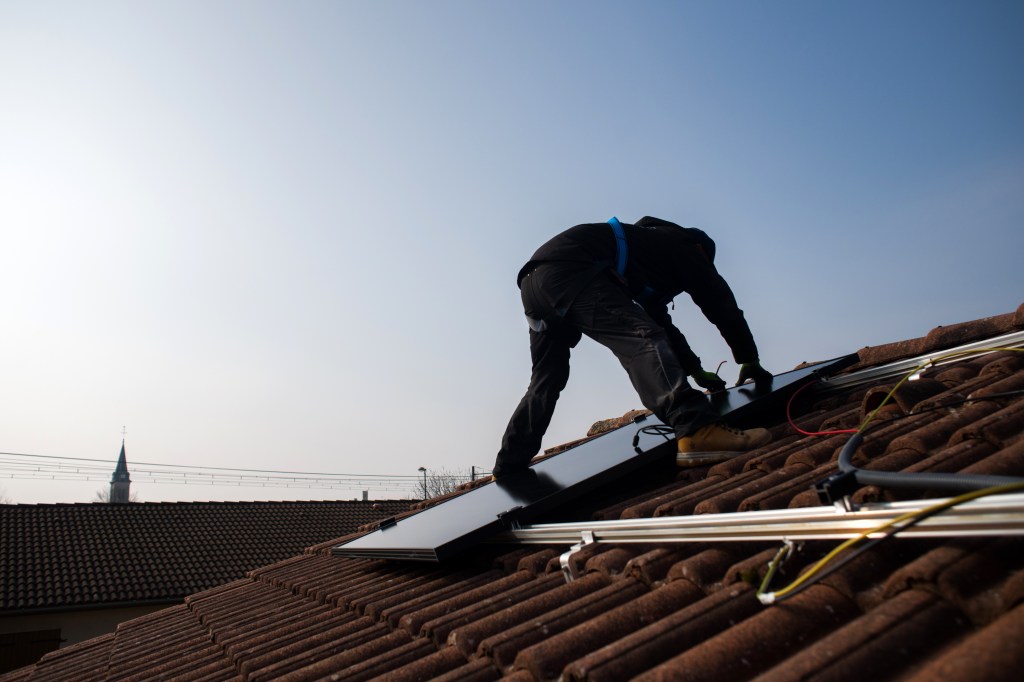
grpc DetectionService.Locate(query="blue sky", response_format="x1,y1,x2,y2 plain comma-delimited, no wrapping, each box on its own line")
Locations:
2,1,1022,504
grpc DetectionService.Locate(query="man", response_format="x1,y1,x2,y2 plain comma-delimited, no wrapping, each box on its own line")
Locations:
492,216,773,478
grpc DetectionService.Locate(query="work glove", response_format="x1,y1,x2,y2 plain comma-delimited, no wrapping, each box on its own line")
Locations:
736,361,773,387
690,368,727,393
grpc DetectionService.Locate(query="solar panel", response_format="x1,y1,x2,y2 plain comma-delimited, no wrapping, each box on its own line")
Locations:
332,354,858,561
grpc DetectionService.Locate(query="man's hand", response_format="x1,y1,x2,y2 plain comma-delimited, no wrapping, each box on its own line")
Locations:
691,368,727,393
736,362,773,387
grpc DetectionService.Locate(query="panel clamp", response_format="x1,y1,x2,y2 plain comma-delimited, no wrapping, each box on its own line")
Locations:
814,470,859,511
560,530,595,584
498,506,524,530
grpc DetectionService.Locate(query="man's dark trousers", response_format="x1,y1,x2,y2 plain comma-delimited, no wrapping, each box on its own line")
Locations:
495,265,717,474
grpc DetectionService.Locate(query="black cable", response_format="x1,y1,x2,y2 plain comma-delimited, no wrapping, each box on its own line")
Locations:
633,425,675,454
837,431,1023,493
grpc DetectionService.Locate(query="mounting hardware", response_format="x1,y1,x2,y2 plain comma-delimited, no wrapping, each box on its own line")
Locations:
815,470,860,509
560,530,595,584
497,506,524,530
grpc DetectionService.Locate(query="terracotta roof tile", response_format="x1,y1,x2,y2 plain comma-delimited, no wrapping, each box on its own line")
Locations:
635,584,858,682
624,547,698,586
20,633,115,682
423,571,563,648
270,627,411,682
394,570,526,636
365,645,473,681
245,617,390,682
903,601,1024,682
738,462,838,512
963,437,1024,477
696,465,811,515
5,304,1024,682
753,588,968,682
480,578,650,670
383,570,508,629
882,539,1024,624
564,583,760,681
447,572,611,659
652,469,764,517
321,636,437,681
951,398,1024,448
513,579,702,680
580,545,642,577
428,657,503,682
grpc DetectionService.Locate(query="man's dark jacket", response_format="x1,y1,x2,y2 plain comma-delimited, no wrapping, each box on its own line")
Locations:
516,216,759,374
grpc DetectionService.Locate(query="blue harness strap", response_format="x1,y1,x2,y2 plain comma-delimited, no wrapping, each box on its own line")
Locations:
608,216,661,304
607,217,627,276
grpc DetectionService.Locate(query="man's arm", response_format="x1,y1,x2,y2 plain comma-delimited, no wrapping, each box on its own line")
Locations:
680,251,760,367
645,303,703,375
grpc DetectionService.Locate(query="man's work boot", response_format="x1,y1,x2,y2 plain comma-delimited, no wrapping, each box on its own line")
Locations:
676,423,772,467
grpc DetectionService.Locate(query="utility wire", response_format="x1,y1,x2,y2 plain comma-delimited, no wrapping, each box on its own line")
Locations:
0,451,477,494
0,451,421,478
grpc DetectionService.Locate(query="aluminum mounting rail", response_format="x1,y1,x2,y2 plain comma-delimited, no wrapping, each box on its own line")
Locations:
817,330,1024,392
497,492,1024,546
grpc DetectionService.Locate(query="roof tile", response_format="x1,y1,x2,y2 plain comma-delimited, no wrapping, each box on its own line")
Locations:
479,578,649,670
271,627,411,682
424,572,564,648
366,645,472,681
903,601,1024,682
396,570,533,637
0,501,411,612
244,618,390,682
447,572,610,659
563,583,760,681
752,588,968,682
634,585,858,682
513,579,702,680
324,636,436,681
428,657,503,682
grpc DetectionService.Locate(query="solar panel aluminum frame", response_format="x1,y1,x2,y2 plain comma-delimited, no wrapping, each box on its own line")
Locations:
332,354,858,562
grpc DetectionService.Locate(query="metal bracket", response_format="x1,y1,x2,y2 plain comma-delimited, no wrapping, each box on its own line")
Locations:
560,530,595,584
497,506,524,530
815,470,860,510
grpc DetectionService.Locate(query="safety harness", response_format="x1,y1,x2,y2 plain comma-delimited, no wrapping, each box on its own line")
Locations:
608,216,629,278
608,216,663,305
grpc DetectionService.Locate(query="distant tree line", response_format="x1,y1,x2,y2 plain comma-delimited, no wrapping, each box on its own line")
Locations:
417,466,486,499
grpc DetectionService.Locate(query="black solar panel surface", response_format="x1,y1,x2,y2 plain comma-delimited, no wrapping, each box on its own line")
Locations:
333,355,857,561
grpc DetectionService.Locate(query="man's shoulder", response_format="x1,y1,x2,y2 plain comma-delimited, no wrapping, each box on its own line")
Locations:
630,217,716,262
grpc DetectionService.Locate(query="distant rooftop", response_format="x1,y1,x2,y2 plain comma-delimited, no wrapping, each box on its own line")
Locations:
0,499,413,612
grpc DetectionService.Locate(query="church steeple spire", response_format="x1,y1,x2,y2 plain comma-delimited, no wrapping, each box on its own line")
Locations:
110,431,131,504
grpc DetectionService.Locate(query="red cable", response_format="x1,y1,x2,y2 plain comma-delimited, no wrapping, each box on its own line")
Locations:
786,379,859,436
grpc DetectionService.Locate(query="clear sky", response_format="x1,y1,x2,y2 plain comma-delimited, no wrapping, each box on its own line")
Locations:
2,1,1022,504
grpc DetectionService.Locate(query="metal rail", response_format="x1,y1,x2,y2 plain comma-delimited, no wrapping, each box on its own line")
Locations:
817,330,1024,391
497,492,1024,546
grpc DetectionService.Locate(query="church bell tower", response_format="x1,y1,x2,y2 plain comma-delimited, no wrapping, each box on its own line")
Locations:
110,438,131,504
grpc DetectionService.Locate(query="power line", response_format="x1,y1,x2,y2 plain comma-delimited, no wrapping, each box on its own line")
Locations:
0,450,476,494
0,451,421,478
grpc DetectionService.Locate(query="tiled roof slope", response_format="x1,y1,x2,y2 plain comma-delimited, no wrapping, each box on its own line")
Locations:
5,303,1024,681
1,500,412,612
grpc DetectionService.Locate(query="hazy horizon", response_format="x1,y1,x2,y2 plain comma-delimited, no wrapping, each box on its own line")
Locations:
2,1,1022,504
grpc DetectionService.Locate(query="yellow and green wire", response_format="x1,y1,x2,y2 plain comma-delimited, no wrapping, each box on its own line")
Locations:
758,346,1024,605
